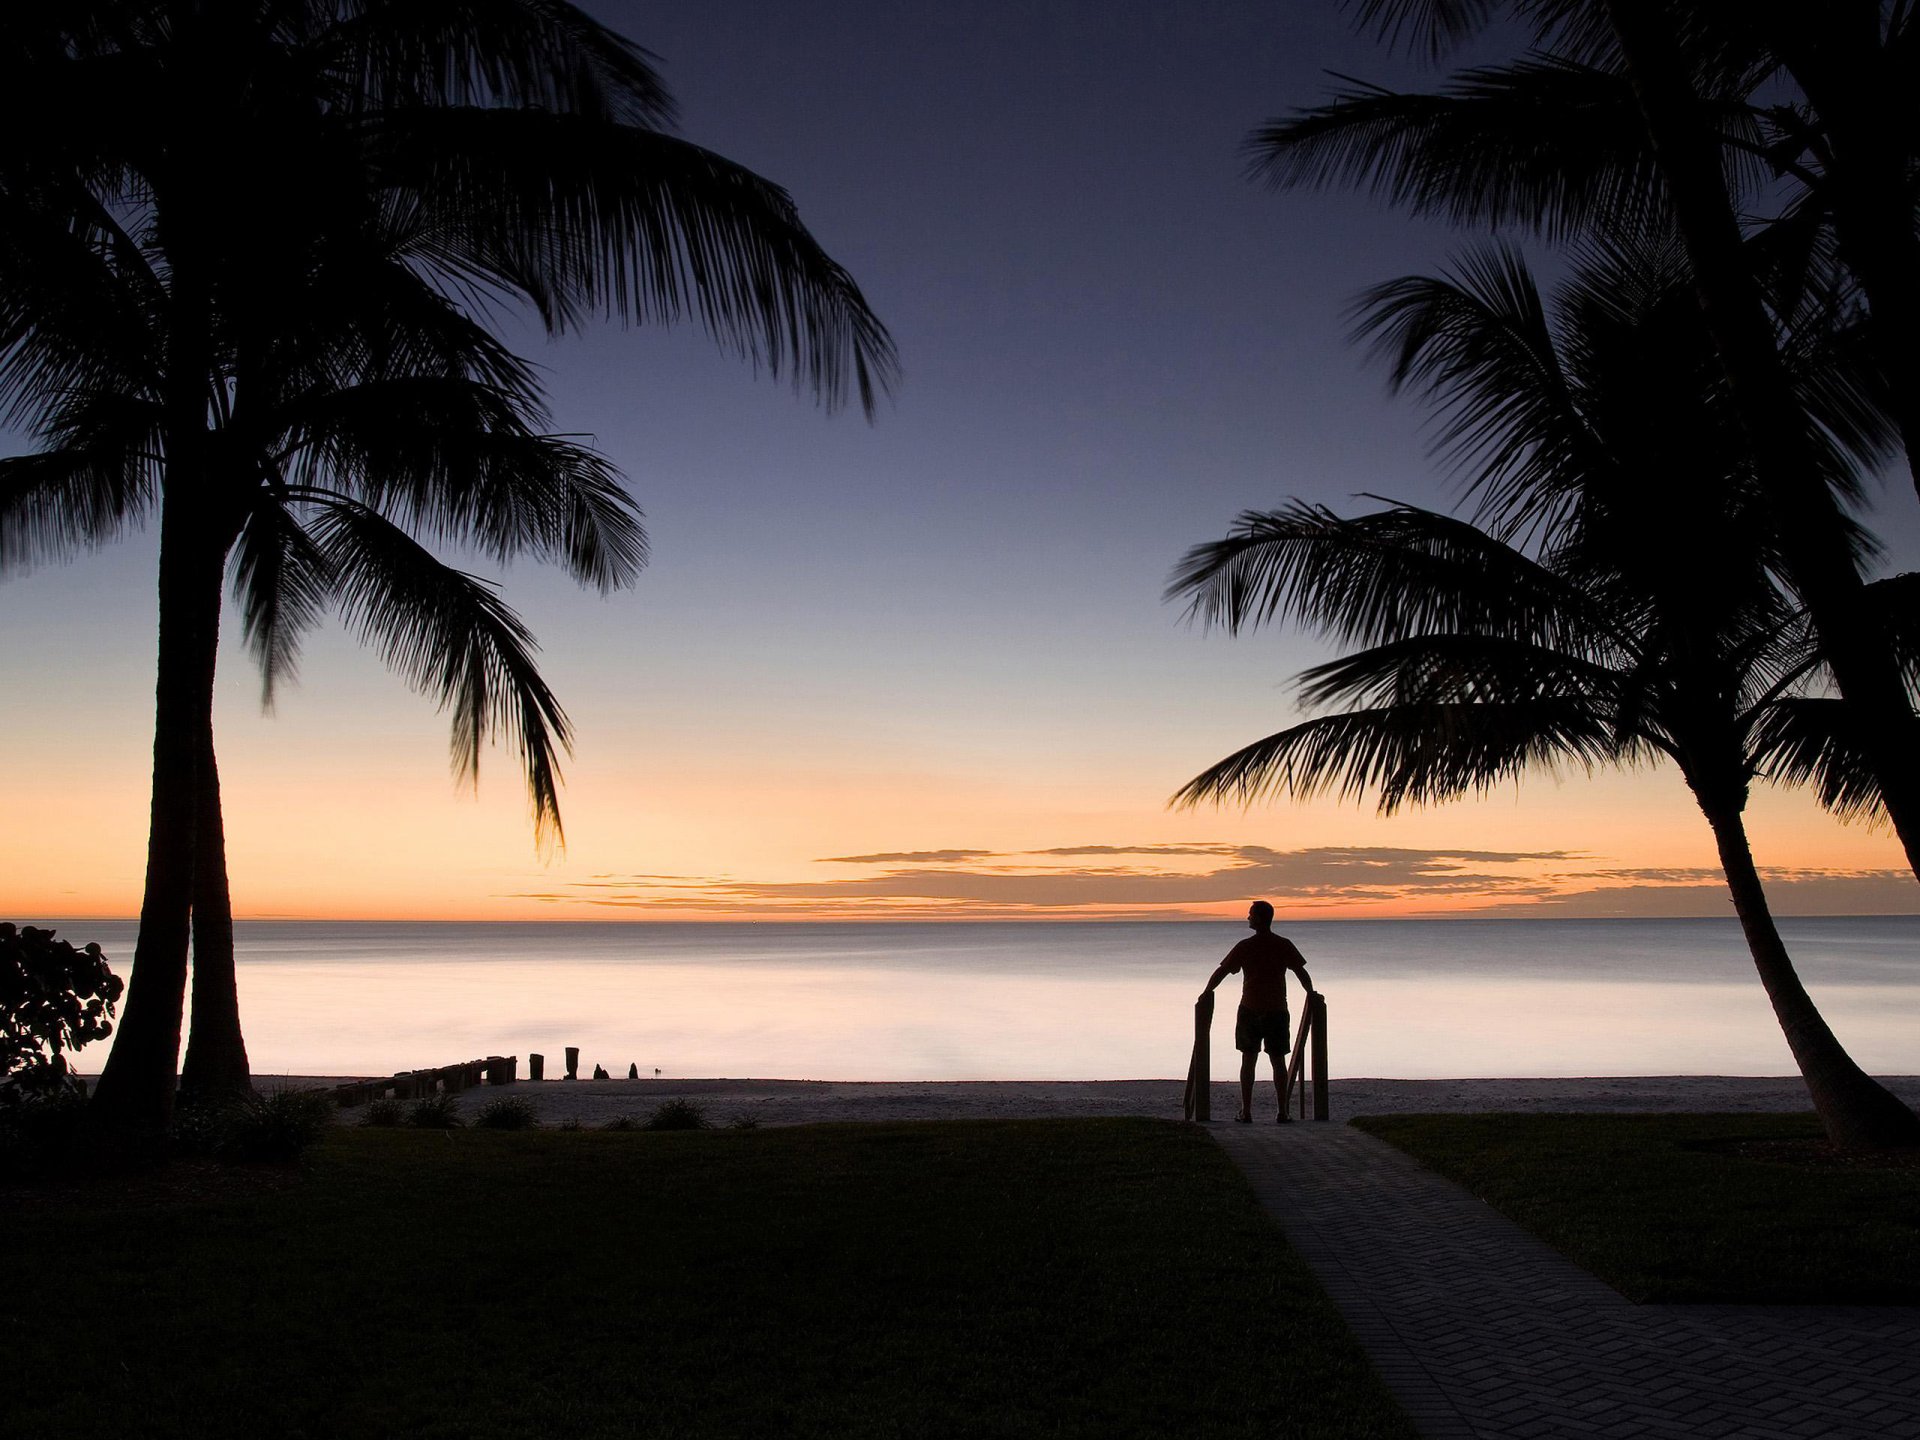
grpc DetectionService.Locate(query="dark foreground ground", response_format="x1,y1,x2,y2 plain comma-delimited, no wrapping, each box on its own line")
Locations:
3,1119,1414,1440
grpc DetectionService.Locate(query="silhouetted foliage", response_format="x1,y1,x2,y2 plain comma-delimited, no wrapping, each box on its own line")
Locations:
0,923,121,1106
1248,0,1920,892
407,1094,463,1129
360,1097,405,1128
645,1099,711,1131
473,1095,539,1130
173,1087,335,1162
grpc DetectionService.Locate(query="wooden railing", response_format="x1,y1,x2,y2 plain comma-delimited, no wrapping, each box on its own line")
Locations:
1282,991,1329,1122
1182,990,1328,1123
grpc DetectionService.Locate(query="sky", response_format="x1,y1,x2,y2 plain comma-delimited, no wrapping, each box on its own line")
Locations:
4,0,1918,923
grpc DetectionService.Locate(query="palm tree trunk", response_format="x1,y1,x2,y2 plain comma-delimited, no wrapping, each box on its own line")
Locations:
1697,795,1920,1150
85,496,226,1137
1603,1,1920,880
178,730,251,1102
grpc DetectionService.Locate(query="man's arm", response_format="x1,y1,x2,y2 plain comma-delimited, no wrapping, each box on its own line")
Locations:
1201,960,1233,998
1283,940,1314,994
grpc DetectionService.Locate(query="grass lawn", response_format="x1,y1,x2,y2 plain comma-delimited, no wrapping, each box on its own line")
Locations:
1353,1112,1920,1304
4,1118,1413,1439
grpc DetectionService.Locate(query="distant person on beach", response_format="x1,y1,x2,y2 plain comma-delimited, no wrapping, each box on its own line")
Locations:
1200,901,1313,1123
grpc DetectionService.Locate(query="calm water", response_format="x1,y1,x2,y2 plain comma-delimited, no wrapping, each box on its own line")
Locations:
49,917,1920,1081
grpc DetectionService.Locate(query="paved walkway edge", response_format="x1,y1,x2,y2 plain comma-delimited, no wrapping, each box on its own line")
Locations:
1210,1122,1920,1440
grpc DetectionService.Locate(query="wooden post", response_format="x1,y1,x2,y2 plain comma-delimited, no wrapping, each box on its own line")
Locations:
1309,991,1329,1122
564,1046,580,1081
1183,991,1214,1122
528,1052,544,1082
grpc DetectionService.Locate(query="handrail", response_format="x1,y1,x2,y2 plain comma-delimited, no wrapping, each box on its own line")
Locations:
1281,1006,1313,1117
1185,988,1329,1123
1278,991,1329,1121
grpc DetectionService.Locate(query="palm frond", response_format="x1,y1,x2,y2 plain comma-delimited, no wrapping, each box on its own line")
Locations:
1171,700,1621,815
307,496,574,846
1345,0,1500,62
375,109,898,415
1352,248,1601,537
0,442,155,571
313,0,675,126
279,378,646,590
1247,58,1666,241
1751,696,1885,823
1168,500,1619,655
231,499,336,709
1296,631,1623,711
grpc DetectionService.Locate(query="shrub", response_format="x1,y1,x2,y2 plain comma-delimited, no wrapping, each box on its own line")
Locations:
223,1089,334,1161
171,1088,334,1162
473,1095,538,1130
726,1114,761,1130
555,1116,582,1132
601,1113,642,1131
0,1089,86,1178
1,923,122,1108
408,1093,463,1129
361,1097,405,1127
645,1099,710,1132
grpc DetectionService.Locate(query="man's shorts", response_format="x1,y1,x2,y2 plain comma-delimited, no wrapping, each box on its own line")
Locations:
1235,1005,1290,1056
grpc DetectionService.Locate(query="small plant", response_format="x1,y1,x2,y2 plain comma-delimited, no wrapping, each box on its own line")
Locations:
601,1113,642,1131
473,1095,538,1130
171,1088,333,1162
361,1097,405,1127
555,1116,582,1132
408,1093,463,1129
224,1088,334,1161
645,1099,710,1132
727,1114,761,1130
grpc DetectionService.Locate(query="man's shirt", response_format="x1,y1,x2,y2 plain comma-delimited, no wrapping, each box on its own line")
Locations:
1221,932,1306,1011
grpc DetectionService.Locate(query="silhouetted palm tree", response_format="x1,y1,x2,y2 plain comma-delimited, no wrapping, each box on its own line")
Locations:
1170,245,1920,1148
0,2,896,1133
1248,0,1920,904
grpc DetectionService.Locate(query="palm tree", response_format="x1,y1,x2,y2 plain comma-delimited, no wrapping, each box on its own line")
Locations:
1247,0,1920,897
1169,245,1920,1148
0,2,897,1134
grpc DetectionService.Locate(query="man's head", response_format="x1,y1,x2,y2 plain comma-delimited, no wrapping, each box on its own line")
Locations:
1247,900,1274,931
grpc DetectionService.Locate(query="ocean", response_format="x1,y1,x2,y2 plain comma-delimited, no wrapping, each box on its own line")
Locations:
46,916,1920,1082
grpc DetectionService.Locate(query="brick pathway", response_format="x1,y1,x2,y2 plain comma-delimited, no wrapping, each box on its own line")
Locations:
1213,1123,1920,1440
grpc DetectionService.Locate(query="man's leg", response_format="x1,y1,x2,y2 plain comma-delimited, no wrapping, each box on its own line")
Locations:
1270,1048,1288,1118
1238,1049,1257,1122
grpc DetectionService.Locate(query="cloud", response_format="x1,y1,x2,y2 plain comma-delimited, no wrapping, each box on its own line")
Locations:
1485,868,1920,919
506,840,1920,920
818,849,995,865
517,842,1576,917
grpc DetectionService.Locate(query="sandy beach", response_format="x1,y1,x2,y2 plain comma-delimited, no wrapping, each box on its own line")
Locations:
274,1074,1920,1129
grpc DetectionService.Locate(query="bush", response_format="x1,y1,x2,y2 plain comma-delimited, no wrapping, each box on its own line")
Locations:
645,1099,710,1132
408,1093,463,1129
726,1114,761,1130
224,1089,334,1161
1,922,122,1108
601,1113,641,1131
0,1089,86,1178
555,1116,582,1132
361,1097,405,1127
473,1095,538,1130
171,1088,334,1162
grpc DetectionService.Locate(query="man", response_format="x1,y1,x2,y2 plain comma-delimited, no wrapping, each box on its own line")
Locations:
1200,900,1313,1123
